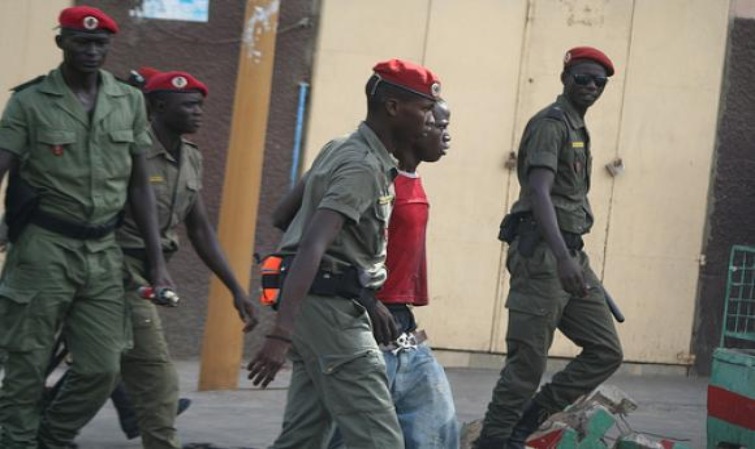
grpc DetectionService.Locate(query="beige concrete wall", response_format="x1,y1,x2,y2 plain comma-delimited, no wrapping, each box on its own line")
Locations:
0,0,71,108
0,0,70,264
304,0,730,364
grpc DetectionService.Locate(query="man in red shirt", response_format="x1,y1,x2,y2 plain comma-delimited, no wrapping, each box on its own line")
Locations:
378,99,459,449
328,99,459,449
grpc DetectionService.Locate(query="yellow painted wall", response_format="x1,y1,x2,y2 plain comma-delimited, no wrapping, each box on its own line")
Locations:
304,0,730,364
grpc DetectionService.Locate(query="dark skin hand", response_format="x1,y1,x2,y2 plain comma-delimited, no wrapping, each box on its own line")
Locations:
528,168,587,297
185,196,258,332
247,209,398,388
149,91,255,329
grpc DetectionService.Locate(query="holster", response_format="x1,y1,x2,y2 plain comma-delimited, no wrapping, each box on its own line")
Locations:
500,211,584,258
4,167,39,243
498,211,529,244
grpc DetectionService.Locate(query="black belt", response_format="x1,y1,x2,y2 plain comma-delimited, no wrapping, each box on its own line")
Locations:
31,210,121,240
512,214,584,251
270,256,365,300
308,266,364,299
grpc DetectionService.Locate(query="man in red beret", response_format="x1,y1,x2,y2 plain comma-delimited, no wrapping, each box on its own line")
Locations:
475,47,623,449
112,70,257,449
0,6,172,449
247,58,440,448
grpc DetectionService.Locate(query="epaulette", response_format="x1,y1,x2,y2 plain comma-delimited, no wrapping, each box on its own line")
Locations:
545,106,566,122
182,138,198,149
11,75,46,93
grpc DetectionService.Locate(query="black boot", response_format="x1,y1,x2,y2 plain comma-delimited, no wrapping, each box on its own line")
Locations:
508,400,551,449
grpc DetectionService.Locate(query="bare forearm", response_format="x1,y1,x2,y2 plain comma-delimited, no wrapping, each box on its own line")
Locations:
531,189,569,260
274,238,329,334
188,225,244,295
530,184,570,261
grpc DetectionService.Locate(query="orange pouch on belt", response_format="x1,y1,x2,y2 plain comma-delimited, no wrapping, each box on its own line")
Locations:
259,255,284,307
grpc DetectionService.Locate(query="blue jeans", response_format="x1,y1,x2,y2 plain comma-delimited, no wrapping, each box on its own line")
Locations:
329,344,460,449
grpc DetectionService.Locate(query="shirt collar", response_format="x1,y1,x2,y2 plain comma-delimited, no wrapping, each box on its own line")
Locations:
40,67,127,98
358,122,399,180
556,95,585,130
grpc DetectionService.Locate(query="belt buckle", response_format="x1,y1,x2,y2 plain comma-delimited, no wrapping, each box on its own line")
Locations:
391,332,418,355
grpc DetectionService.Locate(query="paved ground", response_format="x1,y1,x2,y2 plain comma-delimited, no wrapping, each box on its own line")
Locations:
66,359,709,449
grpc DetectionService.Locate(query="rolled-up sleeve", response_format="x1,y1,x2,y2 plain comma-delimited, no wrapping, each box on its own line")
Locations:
318,161,377,224
522,118,567,174
0,96,28,156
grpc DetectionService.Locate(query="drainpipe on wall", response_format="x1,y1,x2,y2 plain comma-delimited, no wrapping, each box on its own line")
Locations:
290,81,310,189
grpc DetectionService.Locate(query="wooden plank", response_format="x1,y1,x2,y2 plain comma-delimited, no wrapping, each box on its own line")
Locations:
198,0,279,391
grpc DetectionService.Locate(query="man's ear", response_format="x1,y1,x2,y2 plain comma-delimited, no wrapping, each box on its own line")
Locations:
55,34,64,50
385,97,400,117
560,70,568,86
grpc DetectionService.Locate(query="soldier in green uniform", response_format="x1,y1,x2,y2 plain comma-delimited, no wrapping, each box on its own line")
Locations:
0,6,172,449
114,69,257,449
247,59,442,449
475,47,624,449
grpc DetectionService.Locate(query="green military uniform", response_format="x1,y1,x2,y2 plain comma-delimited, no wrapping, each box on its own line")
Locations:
480,95,623,441
0,67,151,449
271,123,403,449
116,131,203,449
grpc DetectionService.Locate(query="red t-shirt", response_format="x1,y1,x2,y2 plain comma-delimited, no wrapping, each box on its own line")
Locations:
377,171,429,306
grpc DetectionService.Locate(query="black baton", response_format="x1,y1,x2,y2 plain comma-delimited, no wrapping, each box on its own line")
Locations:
601,287,625,323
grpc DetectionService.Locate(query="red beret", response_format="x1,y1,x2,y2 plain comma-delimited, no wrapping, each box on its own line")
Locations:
372,59,441,100
144,71,208,97
564,46,614,77
59,6,119,34
137,67,161,83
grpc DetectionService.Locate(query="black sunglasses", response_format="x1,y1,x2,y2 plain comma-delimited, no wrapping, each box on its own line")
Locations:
571,73,609,88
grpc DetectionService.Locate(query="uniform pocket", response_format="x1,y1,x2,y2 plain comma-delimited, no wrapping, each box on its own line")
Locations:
0,283,42,351
330,299,370,331
319,349,392,414
110,129,135,144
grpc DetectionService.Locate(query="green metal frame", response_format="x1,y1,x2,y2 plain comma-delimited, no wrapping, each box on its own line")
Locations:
721,245,755,347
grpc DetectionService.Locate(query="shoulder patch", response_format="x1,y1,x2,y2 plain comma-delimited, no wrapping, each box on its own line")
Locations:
545,106,566,122
11,75,46,93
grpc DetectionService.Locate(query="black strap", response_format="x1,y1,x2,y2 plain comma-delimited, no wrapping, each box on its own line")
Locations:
507,212,584,251
262,257,364,300
31,210,122,240
308,267,363,299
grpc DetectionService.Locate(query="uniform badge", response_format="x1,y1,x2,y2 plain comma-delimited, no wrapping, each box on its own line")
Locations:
51,144,64,156
149,175,165,183
564,51,572,64
430,82,441,99
378,195,394,205
571,141,585,149
172,76,188,89
83,16,99,30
